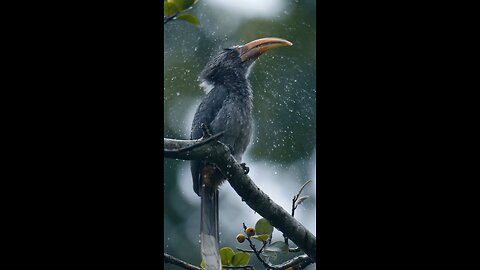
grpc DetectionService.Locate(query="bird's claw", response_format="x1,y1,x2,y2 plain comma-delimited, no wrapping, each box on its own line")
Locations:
200,123,212,138
240,163,249,174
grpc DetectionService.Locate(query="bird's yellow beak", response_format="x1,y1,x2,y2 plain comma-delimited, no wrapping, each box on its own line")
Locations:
237,37,293,62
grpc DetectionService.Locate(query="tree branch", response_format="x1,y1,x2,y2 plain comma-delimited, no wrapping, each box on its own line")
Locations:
236,247,301,253
164,137,317,262
164,12,179,25
164,253,256,270
164,253,203,270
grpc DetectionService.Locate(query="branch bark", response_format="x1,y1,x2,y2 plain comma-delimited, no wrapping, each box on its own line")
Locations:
164,253,255,270
164,253,203,270
164,136,317,262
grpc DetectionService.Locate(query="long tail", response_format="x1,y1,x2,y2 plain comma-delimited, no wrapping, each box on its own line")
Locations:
201,187,221,270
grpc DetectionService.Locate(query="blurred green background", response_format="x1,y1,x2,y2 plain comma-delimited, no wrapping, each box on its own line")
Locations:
164,0,316,268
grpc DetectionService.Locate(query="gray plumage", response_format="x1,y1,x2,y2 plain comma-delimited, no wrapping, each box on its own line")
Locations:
191,48,254,196
189,38,292,270
190,48,254,270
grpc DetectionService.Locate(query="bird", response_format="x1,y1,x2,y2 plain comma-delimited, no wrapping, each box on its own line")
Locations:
190,37,292,270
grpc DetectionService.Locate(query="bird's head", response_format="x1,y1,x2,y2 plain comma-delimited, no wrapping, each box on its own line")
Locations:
200,37,292,88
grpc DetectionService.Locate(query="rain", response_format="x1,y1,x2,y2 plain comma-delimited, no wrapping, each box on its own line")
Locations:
164,0,316,268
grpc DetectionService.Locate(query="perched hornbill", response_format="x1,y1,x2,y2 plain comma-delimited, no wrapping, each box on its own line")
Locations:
190,37,292,270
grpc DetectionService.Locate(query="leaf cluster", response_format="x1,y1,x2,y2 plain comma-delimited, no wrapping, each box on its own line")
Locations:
164,0,200,26
200,248,250,268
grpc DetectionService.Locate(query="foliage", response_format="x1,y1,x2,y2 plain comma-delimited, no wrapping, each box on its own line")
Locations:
200,247,251,268
164,0,200,26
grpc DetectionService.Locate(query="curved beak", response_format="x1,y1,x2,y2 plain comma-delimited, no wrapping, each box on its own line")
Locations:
236,37,293,62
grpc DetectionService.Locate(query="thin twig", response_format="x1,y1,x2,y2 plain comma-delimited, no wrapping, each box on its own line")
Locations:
164,253,202,270
237,247,301,253
164,12,180,25
222,266,255,269
284,180,312,245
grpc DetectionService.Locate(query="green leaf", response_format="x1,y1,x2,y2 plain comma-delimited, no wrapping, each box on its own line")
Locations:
231,252,250,266
251,234,270,242
219,247,235,266
200,260,206,269
168,0,196,11
264,241,289,254
176,14,200,26
294,195,309,208
255,218,273,236
164,2,178,17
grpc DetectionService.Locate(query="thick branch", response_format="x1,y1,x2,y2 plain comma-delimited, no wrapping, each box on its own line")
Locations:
164,137,317,262
270,254,313,270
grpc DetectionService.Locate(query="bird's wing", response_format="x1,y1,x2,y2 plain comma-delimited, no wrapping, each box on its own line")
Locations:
190,85,229,196
209,94,253,162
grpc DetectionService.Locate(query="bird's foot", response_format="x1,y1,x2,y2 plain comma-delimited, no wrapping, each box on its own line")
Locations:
240,163,249,174
227,144,235,155
200,123,212,139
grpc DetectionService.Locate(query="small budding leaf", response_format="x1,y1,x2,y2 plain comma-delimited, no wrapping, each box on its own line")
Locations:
265,241,289,254
176,14,200,26
255,218,273,235
294,195,309,208
164,2,178,16
297,180,312,197
219,247,235,266
251,234,270,242
200,260,206,269
231,251,250,266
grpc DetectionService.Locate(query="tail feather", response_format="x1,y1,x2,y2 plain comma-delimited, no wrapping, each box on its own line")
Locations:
201,187,221,270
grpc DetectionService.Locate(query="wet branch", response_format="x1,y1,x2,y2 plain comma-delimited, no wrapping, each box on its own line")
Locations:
237,247,301,253
164,12,179,25
164,253,255,270
164,253,202,270
163,136,317,262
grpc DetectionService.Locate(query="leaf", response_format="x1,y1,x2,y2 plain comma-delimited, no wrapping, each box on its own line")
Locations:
264,241,289,254
251,234,270,242
176,14,200,26
164,2,178,17
168,0,197,11
294,195,309,208
296,180,312,197
219,247,235,266
200,260,206,269
231,252,250,266
255,218,273,236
